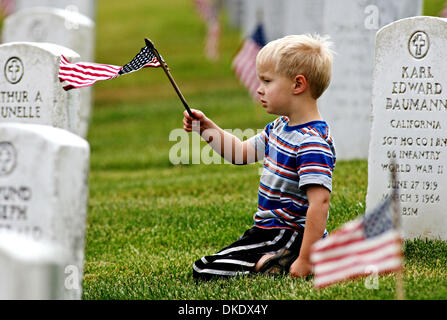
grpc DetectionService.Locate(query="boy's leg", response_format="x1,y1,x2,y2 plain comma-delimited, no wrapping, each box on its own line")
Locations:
193,227,302,280
254,254,275,272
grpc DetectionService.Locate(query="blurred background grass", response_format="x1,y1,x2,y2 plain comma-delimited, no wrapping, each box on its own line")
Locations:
81,0,447,299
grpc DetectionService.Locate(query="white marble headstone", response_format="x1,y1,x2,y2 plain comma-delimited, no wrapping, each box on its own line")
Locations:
241,0,284,42
3,7,95,61
12,0,96,20
0,232,66,300
367,16,447,240
0,42,82,136
3,7,95,138
316,0,423,160
0,123,90,298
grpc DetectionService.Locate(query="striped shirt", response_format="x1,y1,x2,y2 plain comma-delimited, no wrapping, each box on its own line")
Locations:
248,116,336,232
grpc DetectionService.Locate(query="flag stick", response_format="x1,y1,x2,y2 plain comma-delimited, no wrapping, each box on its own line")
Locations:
144,38,196,119
390,158,405,300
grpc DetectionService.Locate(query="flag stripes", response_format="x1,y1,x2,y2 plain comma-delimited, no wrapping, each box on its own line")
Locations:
233,41,260,97
58,44,160,91
310,196,403,289
59,56,121,90
0,0,15,16
194,0,221,60
232,24,266,99
205,18,220,60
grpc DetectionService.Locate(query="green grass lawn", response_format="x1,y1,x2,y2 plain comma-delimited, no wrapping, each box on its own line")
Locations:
82,0,447,299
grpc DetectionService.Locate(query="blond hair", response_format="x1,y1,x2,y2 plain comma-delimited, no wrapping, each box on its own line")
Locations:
256,34,334,99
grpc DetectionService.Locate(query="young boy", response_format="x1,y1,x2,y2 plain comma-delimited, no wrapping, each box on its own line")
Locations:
183,34,336,280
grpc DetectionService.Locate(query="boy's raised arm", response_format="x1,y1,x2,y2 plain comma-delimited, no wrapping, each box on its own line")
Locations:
183,109,258,165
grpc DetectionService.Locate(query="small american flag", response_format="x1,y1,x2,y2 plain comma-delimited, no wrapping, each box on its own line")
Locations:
232,24,266,99
310,195,403,289
58,44,160,90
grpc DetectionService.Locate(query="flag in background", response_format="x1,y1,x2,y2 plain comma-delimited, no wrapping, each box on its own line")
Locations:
194,0,221,61
441,1,447,17
310,195,403,289
205,17,220,61
58,43,160,90
232,24,266,99
0,0,15,16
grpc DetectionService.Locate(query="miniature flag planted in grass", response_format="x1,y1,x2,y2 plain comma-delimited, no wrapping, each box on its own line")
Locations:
232,23,266,99
194,0,221,61
0,0,15,16
310,195,403,289
58,44,161,90
441,2,447,17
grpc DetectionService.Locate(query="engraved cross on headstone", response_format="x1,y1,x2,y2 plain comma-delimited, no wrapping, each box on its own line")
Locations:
0,146,12,172
412,33,426,56
8,61,20,81
0,148,11,163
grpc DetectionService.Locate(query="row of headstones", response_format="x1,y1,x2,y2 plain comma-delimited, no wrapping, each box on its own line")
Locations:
1,1,446,299
1,1,96,138
225,0,424,161
226,1,447,240
0,1,95,299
